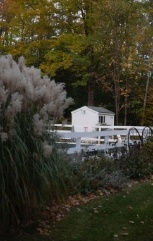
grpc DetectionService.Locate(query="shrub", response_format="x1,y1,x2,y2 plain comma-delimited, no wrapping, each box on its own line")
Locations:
71,152,128,194
0,55,74,233
118,144,153,179
71,143,153,195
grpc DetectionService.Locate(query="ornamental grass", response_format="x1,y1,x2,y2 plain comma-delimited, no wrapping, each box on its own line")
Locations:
0,55,73,233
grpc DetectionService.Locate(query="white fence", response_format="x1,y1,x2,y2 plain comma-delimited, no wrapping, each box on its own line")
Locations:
51,125,152,154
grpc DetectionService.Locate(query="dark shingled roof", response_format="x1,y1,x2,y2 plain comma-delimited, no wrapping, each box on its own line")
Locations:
88,106,115,115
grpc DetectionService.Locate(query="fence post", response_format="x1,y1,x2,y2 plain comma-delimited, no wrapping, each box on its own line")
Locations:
76,137,81,149
104,136,109,146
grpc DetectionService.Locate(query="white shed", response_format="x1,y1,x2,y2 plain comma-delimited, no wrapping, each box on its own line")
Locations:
71,106,115,132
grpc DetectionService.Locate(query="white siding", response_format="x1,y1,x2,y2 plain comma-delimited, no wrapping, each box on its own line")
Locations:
71,106,115,131
105,115,114,125
72,107,98,132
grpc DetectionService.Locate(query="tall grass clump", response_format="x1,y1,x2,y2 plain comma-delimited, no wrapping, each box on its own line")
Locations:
0,55,74,233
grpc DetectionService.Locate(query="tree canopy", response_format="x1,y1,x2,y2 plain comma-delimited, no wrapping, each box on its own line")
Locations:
1,0,153,125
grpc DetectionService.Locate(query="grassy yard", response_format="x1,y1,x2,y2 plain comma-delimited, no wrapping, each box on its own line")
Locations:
1,181,153,241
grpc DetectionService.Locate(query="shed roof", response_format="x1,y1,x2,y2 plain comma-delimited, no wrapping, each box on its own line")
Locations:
88,106,115,115
72,106,115,115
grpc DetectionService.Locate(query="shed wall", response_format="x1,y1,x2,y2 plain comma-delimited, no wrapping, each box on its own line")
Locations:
72,108,98,132
71,107,115,132
105,115,114,125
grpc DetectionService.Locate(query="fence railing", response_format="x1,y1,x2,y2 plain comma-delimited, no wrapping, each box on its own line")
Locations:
50,125,153,154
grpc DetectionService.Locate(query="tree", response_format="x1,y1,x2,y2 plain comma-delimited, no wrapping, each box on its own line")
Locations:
0,0,15,53
41,0,100,106
93,0,147,125
0,0,59,65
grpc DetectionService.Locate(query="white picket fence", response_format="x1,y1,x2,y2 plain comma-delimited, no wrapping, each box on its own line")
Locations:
51,125,152,155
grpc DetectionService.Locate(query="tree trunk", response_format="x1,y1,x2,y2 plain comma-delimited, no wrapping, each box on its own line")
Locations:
124,78,128,126
124,96,127,126
113,66,120,125
143,71,150,110
114,90,120,125
87,77,95,106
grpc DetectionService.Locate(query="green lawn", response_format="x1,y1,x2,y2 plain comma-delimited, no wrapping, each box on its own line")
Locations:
1,182,153,241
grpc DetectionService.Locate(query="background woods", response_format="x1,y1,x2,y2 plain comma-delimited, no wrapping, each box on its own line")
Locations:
1,0,153,125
